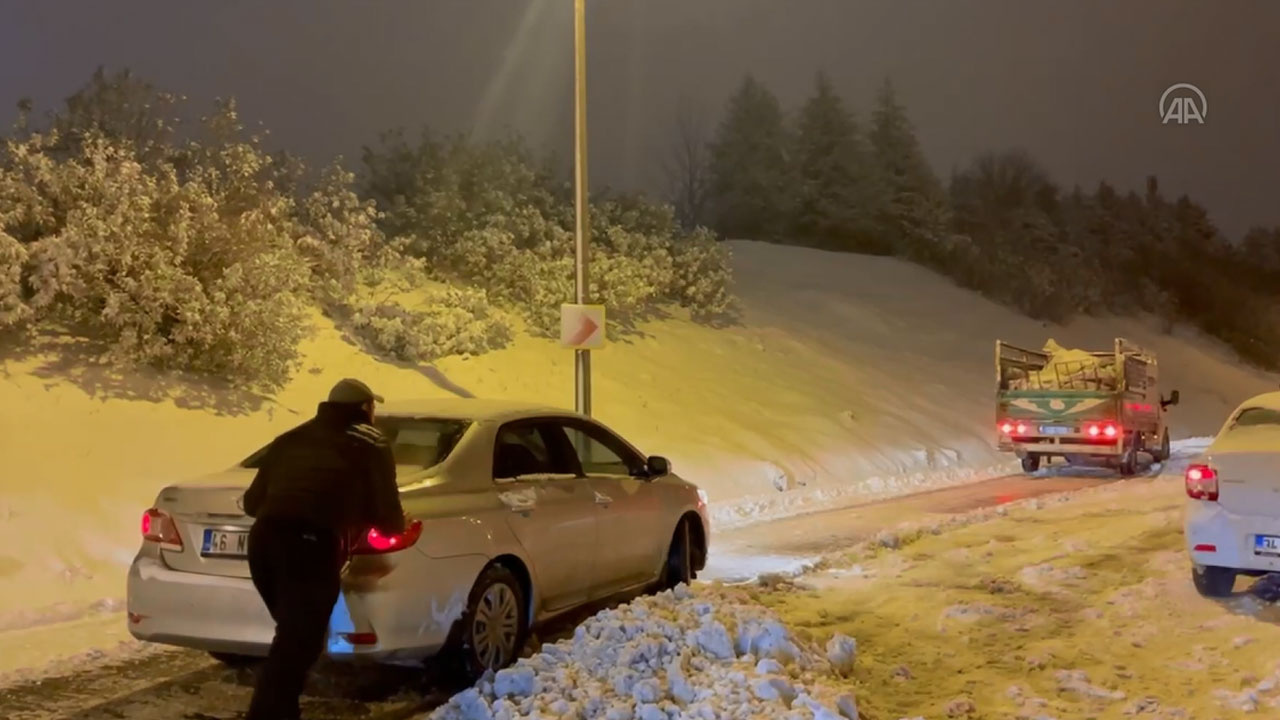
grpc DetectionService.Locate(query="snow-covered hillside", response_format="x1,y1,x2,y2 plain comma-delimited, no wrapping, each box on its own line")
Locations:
0,241,1274,670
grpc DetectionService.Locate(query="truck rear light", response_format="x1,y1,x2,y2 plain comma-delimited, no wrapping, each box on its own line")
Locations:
350,519,423,555
1185,464,1219,501
1085,422,1119,439
999,421,1029,436
141,508,183,550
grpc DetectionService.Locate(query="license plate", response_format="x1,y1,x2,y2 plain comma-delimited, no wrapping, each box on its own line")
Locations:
202,528,249,558
1254,535,1280,557
1039,425,1071,435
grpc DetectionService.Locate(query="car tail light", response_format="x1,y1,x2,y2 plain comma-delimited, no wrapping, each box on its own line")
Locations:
1185,464,1219,502
340,632,379,645
141,508,183,550
350,519,423,555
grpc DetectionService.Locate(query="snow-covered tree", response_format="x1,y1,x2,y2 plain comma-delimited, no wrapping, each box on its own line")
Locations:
869,79,951,261
791,72,880,252
660,99,712,230
707,75,792,241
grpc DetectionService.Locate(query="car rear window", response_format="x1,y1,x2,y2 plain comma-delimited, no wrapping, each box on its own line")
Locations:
1230,407,1280,430
240,417,471,480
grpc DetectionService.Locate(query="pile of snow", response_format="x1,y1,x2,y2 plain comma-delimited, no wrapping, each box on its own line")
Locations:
428,585,859,720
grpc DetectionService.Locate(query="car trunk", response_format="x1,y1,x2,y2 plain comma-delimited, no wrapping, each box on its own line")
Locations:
1210,426,1280,516
155,470,255,579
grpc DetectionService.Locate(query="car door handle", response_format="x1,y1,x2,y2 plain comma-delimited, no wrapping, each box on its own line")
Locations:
594,492,613,506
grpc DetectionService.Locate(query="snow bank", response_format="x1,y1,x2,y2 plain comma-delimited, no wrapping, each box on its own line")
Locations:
427,585,858,720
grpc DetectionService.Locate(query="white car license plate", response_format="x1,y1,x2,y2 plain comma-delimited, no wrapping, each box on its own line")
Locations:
1040,425,1070,435
1254,535,1280,557
202,529,249,558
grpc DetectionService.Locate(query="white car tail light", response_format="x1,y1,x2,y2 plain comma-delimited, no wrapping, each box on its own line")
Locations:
1185,464,1219,502
141,508,184,551
350,519,424,555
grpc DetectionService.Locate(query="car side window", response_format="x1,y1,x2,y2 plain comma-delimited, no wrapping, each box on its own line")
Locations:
493,422,579,481
562,422,646,477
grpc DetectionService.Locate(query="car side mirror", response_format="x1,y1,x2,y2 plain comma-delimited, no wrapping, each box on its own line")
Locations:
646,456,671,477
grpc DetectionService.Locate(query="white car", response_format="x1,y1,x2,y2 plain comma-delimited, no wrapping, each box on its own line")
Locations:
1184,391,1280,597
127,399,710,675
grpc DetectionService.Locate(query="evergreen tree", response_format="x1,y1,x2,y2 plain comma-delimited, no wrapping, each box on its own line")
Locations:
868,78,950,261
792,72,879,251
707,75,791,240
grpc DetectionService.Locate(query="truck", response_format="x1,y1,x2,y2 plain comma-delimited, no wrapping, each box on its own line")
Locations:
995,338,1180,475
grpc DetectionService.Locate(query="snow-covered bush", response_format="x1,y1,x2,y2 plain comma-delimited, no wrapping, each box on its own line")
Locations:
362,134,738,337
295,163,390,307
4,126,311,389
0,230,29,329
345,287,512,363
0,70,528,387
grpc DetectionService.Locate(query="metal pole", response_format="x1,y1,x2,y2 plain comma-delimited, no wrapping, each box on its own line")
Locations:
573,0,592,416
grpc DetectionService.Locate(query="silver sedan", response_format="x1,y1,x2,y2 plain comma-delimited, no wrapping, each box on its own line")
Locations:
126,399,710,676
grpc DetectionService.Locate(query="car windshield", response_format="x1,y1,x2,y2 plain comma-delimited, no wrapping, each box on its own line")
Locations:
1230,407,1280,430
240,417,472,482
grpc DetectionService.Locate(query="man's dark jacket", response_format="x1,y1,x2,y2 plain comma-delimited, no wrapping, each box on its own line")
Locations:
243,402,405,540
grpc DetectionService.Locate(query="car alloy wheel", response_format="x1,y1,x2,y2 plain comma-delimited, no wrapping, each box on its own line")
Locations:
471,581,520,671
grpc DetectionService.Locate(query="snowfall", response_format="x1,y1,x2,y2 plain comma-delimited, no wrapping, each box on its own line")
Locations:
2,242,1278,710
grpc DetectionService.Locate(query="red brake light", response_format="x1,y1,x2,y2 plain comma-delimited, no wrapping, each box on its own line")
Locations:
141,508,184,550
352,519,423,555
1000,422,1015,435
1085,422,1119,439
1185,464,1219,501
340,632,379,646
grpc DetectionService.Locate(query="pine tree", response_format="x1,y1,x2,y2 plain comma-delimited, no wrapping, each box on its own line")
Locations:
707,75,791,241
868,78,950,261
792,71,878,251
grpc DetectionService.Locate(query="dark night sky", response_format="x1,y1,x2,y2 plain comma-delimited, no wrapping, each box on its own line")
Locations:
2,0,1277,238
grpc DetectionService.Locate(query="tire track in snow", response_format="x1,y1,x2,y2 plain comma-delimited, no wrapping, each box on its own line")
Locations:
0,649,447,720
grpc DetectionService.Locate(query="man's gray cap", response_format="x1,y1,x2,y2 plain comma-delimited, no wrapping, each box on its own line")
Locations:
328,378,384,405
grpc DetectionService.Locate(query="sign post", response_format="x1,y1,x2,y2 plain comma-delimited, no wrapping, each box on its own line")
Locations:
572,0,592,416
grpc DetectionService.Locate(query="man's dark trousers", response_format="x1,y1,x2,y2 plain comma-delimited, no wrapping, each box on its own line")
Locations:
246,517,343,720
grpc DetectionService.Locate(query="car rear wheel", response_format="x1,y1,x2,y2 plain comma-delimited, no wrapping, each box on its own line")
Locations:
659,518,694,591
1191,564,1237,598
1020,454,1042,474
455,564,527,679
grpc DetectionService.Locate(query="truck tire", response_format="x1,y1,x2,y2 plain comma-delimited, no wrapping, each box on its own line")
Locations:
1119,433,1141,477
1020,454,1042,473
1154,429,1171,462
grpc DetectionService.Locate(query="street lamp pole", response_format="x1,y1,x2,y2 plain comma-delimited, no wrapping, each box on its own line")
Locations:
573,0,592,416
